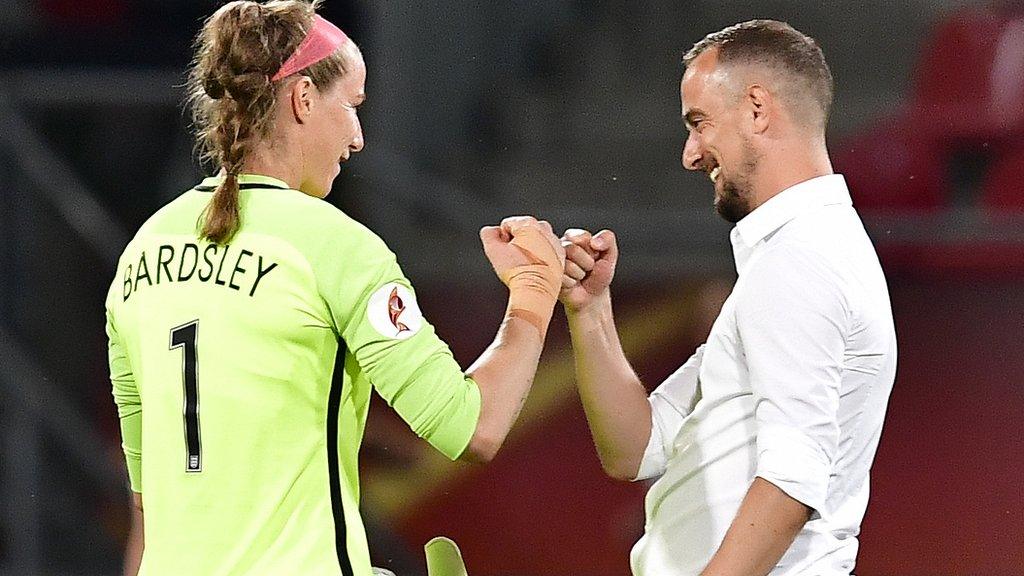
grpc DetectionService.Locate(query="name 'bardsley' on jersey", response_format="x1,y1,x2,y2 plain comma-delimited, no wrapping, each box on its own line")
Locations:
122,242,278,302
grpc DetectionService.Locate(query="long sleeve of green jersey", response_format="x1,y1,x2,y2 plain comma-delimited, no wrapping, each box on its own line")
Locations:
106,308,142,492
307,212,481,461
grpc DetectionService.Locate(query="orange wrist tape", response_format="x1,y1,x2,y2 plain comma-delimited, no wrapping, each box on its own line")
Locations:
498,226,562,337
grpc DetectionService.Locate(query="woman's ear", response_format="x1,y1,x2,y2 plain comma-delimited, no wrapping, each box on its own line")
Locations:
290,77,316,124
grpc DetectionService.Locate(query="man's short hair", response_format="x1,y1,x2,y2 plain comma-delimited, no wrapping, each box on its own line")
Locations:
683,20,834,129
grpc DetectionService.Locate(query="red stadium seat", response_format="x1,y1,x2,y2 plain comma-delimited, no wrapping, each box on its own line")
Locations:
870,143,1024,277
981,146,1024,213
837,8,1024,215
832,116,948,212
910,10,1024,144
39,0,128,27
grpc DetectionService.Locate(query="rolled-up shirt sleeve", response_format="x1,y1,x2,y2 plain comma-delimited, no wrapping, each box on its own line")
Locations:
634,346,706,481
735,245,850,518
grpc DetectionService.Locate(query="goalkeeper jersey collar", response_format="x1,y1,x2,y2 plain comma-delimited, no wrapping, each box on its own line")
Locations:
195,173,291,192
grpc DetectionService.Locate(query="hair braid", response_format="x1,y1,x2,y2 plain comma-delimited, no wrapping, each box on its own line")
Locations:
202,101,248,243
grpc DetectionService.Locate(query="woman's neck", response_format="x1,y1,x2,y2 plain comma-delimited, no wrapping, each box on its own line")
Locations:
241,142,303,191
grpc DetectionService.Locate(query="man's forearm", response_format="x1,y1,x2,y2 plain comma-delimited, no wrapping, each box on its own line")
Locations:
566,292,652,480
700,477,813,576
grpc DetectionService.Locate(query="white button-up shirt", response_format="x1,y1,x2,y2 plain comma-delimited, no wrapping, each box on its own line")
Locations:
630,174,897,576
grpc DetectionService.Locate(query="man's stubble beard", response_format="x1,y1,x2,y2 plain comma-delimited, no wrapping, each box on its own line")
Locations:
714,139,760,224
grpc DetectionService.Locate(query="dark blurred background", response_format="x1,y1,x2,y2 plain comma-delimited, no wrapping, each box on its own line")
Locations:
2,0,1023,574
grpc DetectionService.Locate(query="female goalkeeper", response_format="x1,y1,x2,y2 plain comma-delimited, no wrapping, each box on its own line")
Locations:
105,2,564,574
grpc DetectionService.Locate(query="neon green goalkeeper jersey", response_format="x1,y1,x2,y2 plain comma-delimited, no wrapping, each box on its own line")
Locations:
105,174,481,576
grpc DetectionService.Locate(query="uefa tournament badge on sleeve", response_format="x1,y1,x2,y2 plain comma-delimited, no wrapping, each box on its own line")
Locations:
367,283,424,339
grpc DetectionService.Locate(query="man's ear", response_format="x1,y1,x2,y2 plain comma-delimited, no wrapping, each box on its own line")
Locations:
747,84,772,135
290,77,316,124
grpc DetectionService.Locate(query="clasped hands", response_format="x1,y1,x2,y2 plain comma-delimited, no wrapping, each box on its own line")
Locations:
480,216,618,315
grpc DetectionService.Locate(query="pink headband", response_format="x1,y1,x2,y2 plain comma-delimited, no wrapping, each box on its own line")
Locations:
271,14,349,82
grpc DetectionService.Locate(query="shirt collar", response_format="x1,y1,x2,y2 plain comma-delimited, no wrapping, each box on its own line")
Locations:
734,174,851,248
729,174,851,274
196,173,292,191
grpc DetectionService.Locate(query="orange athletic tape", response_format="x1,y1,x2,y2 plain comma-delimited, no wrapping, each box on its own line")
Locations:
498,226,562,337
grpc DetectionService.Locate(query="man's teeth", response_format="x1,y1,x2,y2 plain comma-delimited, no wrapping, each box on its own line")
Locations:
709,166,721,183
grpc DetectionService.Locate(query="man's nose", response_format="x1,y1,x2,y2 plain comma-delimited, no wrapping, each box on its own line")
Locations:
681,132,702,171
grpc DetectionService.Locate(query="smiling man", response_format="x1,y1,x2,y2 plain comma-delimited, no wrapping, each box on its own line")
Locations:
558,20,897,576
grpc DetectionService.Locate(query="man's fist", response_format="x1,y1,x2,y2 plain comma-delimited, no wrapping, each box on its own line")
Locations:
559,228,618,313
